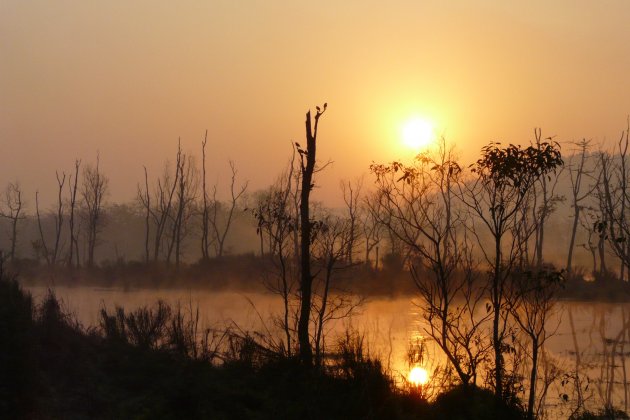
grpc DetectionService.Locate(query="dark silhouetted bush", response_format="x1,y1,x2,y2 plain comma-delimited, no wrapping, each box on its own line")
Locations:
432,384,525,420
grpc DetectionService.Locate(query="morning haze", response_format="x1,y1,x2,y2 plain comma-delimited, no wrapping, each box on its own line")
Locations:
3,1,630,206
4,2,630,419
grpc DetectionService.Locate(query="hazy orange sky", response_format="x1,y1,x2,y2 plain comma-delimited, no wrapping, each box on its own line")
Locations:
2,1,630,207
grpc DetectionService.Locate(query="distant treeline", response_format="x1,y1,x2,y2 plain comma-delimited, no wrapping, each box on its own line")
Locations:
1,134,630,284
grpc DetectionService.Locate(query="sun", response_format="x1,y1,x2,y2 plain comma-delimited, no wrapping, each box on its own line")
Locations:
408,366,430,386
402,118,435,150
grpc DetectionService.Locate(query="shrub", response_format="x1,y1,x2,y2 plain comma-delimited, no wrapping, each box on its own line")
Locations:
0,265,36,418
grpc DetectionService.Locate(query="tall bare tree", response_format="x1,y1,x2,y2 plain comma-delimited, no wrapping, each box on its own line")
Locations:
51,171,66,265
137,166,151,263
150,147,180,262
67,160,81,267
531,129,565,269
253,160,299,356
0,182,24,261
362,192,384,268
311,213,361,367
566,140,597,274
82,155,108,268
209,161,248,258
34,191,50,264
597,121,630,281
33,171,67,266
340,178,362,264
297,103,326,366
169,153,198,268
200,131,212,261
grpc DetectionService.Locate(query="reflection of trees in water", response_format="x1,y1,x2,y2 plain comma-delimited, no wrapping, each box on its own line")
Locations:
407,302,630,417
596,305,630,412
561,303,630,415
25,286,630,416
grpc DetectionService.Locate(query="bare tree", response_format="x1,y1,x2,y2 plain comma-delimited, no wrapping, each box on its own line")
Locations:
0,182,24,261
209,161,248,258
362,192,384,268
51,171,66,265
82,155,108,268
566,140,597,274
137,166,151,263
370,139,490,385
297,103,327,366
340,178,362,264
311,213,362,367
200,130,212,261
531,129,565,269
34,191,50,265
151,148,180,262
67,160,81,267
597,121,630,281
169,153,198,268
253,160,299,356
33,172,67,266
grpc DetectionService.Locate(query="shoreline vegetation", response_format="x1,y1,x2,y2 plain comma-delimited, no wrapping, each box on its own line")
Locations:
11,255,630,303
2,271,530,419
5,270,630,418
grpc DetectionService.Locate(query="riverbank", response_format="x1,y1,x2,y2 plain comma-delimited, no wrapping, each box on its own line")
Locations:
12,256,630,303
1,274,529,419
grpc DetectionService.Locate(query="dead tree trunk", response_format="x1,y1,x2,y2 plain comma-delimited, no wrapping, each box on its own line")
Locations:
51,171,66,265
169,155,185,266
200,131,211,261
136,166,152,263
35,191,50,265
297,103,326,366
68,160,81,267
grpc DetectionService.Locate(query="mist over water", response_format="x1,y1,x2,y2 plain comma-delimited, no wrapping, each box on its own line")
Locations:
25,285,630,417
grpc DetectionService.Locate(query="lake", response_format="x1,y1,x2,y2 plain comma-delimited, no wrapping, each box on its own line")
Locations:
25,285,630,417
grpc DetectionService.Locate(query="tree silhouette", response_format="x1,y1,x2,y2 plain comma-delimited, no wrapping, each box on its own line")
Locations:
169,151,197,268
82,155,108,268
371,139,490,386
297,103,326,366
597,121,630,281
208,161,248,258
0,182,24,261
67,160,81,268
461,141,563,401
566,140,596,274
253,154,299,356
200,131,211,261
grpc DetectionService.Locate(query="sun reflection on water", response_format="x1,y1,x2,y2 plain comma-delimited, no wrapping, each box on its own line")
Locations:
408,366,430,386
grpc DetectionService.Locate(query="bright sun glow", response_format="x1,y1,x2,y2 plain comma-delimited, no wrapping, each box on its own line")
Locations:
408,366,430,386
402,118,435,150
